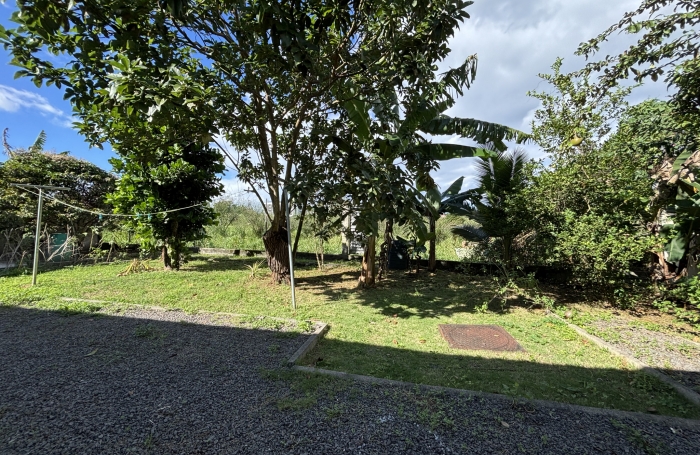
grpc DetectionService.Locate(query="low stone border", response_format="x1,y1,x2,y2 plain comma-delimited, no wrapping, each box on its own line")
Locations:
291,365,700,428
550,313,700,408
287,322,329,366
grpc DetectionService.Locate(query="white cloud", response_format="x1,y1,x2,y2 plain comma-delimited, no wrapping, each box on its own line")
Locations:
0,84,73,127
429,0,671,186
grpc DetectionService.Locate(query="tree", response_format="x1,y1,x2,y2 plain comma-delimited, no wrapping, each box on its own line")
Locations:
576,0,699,119
0,132,115,236
517,67,669,285
424,177,469,272
300,73,529,285
0,0,485,283
527,58,632,158
450,147,529,267
107,142,224,270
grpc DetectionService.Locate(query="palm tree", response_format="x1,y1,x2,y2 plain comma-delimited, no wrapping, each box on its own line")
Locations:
450,146,529,266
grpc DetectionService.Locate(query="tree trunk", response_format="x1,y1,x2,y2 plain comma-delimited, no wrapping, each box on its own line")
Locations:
359,235,377,288
263,227,290,284
378,219,394,281
502,236,513,269
429,214,437,272
169,220,180,270
162,245,172,271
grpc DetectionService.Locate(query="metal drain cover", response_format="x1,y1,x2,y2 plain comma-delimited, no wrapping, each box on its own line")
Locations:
438,324,523,352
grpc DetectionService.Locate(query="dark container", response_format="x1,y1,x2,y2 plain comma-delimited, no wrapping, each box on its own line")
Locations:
388,240,409,270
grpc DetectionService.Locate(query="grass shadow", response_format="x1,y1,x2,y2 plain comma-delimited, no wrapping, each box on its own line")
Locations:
296,267,533,319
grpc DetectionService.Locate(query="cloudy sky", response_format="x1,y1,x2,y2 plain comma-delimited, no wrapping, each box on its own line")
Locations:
0,0,673,198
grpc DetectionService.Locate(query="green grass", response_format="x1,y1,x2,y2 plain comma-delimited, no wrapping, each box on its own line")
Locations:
1,255,698,418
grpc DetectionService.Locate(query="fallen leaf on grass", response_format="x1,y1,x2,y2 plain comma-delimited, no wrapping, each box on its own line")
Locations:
500,420,510,428
84,348,98,357
419,339,426,344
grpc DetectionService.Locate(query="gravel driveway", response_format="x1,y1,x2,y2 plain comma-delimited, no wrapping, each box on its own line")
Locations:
588,319,700,394
1,305,699,454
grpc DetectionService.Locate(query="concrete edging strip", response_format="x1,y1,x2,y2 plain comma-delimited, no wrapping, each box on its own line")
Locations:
287,322,329,366
292,365,700,428
550,313,700,408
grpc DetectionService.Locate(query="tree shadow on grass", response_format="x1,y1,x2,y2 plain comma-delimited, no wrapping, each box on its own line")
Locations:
303,336,700,420
296,267,532,319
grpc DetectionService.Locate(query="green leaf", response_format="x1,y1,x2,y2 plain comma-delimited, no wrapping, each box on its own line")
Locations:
671,149,695,176
416,143,495,161
425,187,441,215
343,99,371,141
441,177,464,199
452,224,488,242
421,116,531,148
678,179,700,195
664,230,687,265
29,130,46,152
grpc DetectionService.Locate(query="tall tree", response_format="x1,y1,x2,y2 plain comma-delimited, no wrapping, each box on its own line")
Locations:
1,0,487,283
107,142,224,270
574,1,700,278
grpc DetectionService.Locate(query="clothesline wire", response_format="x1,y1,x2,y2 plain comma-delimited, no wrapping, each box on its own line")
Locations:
18,187,204,218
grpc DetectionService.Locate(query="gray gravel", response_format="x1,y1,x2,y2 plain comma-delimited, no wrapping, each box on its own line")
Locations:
588,319,700,394
1,305,699,455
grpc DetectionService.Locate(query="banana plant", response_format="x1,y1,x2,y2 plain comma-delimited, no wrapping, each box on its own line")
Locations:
335,55,530,281
662,150,700,268
422,176,477,270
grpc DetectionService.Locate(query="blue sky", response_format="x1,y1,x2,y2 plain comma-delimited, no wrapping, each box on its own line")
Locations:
0,0,673,195
0,4,117,169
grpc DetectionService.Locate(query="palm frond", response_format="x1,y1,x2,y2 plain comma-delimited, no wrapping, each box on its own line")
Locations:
451,222,489,242
421,116,531,150
28,130,47,153
399,99,453,139
415,143,494,161
438,55,478,97
441,177,465,199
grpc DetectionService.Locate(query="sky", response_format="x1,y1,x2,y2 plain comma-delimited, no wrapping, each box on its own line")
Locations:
0,0,674,198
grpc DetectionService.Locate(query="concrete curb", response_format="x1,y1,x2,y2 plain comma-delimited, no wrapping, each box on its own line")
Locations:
287,322,329,366
550,313,700,408
292,365,700,428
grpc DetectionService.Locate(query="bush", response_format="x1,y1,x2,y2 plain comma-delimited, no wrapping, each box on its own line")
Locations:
657,277,700,326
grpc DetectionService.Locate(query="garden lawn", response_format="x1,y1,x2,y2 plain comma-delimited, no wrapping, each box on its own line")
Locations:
1,255,698,418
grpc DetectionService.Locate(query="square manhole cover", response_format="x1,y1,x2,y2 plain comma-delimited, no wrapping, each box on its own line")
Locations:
438,324,524,352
